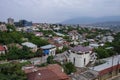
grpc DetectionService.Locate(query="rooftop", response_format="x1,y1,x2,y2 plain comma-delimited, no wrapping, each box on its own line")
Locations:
91,55,120,72
24,64,70,80
71,70,98,80
0,45,5,51
22,42,37,48
71,45,92,52
41,44,55,49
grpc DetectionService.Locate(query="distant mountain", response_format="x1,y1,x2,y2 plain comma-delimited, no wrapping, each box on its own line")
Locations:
61,16,120,24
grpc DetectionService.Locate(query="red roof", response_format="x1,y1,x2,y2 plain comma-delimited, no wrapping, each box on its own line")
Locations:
0,45,5,51
27,69,60,80
25,64,70,80
99,64,120,76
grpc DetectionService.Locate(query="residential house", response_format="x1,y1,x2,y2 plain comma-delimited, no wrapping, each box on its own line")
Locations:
22,42,37,52
0,45,7,55
68,45,96,67
40,44,56,56
71,70,98,80
102,36,114,43
68,30,79,41
23,64,70,80
89,43,99,48
0,24,7,31
31,26,39,31
48,37,69,50
53,25,61,31
91,55,120,80
34,32,43,37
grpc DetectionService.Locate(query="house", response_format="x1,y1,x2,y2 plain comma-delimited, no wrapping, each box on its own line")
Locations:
102,36,114,43
68,30,79,41
34,32,43,37
53,37,64,44
48,37,68,50
89,43,99,48
0,45,7,55
71,70,98,80
22,42,37,52
68,45,96,67
53,25,61,31
91,55,120,80
23,64,70,80
31,26,39,31
40,44,56,56
0,24,7,31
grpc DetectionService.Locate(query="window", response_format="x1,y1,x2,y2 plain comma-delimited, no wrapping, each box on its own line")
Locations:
84,58,86,65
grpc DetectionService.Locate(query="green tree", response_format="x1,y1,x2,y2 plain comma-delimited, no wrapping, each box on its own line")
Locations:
0,63,28,80
47,56,54,64
63,62,76,74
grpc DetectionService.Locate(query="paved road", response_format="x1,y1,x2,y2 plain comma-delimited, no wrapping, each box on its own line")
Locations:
0,51,69,65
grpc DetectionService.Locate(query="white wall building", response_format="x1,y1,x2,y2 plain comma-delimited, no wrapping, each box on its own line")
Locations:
41,44,56,56
68,30,79,41
22,42,37,52
68,45,96,67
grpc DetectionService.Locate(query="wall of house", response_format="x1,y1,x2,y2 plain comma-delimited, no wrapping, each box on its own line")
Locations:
0,51,5,55
49,48,56,56
97,65,120,80
69,52,91,67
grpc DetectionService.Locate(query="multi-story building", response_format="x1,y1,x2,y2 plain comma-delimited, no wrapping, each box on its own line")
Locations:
68,30,79,41
68,45,96,67
7,18,14,25
15,20,32,27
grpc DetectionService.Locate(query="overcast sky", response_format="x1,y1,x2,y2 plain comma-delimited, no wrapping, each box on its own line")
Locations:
0,0,120,23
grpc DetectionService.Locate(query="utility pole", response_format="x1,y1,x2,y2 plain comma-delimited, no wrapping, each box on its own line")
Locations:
117,55,120,75
111,55,114,78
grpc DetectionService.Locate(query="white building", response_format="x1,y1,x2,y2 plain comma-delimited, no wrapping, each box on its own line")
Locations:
22,42,37,52
89,43,99,48
102,36,114,43
40,44,56,56
68,45,96,67
68,30,79,41
0,24,7,31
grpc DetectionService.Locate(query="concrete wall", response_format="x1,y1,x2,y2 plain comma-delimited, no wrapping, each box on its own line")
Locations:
69,52,91,67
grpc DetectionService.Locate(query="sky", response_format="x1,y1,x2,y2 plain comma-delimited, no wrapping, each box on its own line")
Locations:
0,0,120,23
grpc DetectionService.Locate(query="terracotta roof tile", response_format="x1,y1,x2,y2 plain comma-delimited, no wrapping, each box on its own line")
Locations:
0,45,5,51
25,64,70,80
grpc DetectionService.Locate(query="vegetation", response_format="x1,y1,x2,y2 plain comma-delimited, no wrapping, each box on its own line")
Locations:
63,62,76,74
0,62,30,80
0,46,44,60
0,31,49,46
94,46,115,59
56,46,69,53
113,32,120,54
22,32,49,47
0,31,23,44
6,24,16,31
47,55,55,64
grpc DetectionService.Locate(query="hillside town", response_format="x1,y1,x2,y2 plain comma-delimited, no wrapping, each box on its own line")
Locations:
0,18,120,80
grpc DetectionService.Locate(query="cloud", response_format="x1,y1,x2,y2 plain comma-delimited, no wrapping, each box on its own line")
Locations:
0,0,120,23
